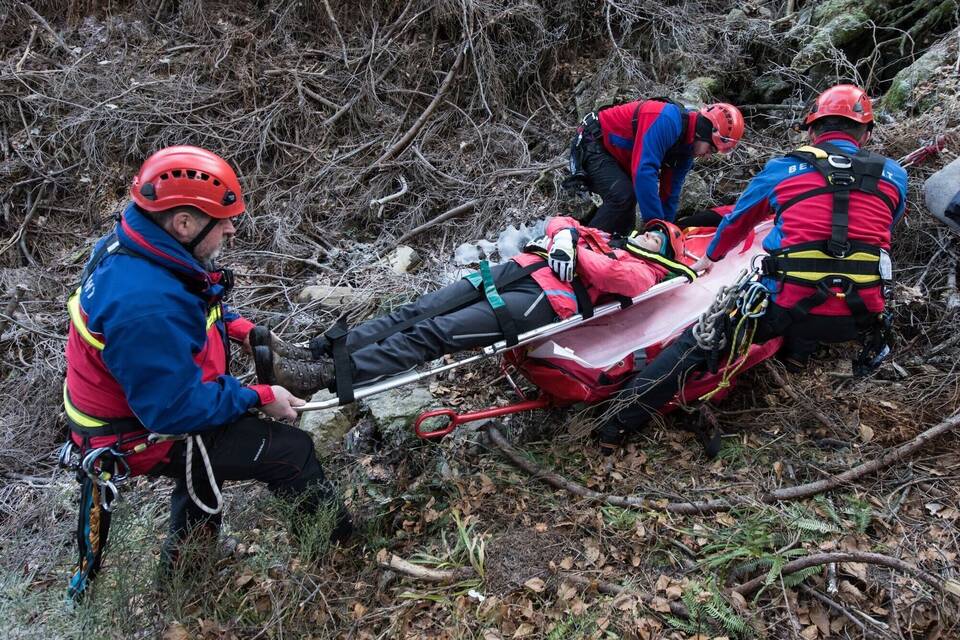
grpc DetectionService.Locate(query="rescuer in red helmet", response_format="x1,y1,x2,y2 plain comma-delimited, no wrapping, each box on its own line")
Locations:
62,146,352,592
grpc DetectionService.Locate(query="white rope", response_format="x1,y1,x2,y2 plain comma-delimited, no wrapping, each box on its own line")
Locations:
185,435,223,515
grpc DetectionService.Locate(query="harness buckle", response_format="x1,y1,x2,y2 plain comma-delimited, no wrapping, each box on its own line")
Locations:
826,240,851,258
827,154,852,169
828,171,855,186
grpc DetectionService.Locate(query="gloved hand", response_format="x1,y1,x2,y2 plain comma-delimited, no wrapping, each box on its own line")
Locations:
561,175,594,205
548,228,578,282
691,255,715,273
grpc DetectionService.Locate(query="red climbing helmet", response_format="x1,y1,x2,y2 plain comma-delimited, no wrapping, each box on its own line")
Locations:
699,103,745,153
130,146,245,219
643,219,686,260
803,84,874,129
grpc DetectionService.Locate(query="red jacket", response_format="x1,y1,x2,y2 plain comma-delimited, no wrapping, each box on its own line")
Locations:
512,217,670,318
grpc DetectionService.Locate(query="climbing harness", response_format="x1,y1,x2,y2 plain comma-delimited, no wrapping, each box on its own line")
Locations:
761,142,896,321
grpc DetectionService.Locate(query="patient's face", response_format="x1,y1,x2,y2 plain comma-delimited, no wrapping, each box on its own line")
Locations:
634,231,664,253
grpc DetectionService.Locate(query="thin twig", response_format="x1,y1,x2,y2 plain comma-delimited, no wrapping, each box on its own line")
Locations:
366,42,469,172
735,552,950,597
17,2,70,54
395,199,480,245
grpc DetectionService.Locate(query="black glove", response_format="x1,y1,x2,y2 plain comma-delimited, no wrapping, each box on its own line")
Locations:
561,175,593,205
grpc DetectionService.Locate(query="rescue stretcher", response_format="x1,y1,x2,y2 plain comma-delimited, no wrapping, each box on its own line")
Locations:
295,219,778,437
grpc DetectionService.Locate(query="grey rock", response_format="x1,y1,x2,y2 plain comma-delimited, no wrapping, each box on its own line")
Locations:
297,285,372,308
923,156,960,218
883,34,953,112
387,245,421,274
361,383,437,448
298,389,357,454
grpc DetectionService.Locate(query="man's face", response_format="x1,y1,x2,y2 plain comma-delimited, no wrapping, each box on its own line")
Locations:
190,215,237,262
693,140,715,158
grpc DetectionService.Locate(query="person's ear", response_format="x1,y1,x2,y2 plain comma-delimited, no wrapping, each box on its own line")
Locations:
169,210,197,242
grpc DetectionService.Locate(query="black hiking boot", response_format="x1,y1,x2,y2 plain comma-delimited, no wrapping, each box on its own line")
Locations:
249,326,315,361
253,345,333,397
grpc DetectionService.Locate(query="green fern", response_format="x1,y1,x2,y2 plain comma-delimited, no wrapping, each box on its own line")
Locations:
782,565,822,588
705,593,749,635
843,498,874,533
791,516,841,535
814,495,842,525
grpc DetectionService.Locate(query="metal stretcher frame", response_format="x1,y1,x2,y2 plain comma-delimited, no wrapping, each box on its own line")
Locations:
294,276,690,413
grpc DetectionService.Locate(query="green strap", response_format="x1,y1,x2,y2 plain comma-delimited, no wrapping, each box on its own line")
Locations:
479,261,505,308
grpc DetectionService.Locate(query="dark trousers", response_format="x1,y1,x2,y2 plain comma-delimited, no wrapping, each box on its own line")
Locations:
343,262,558,384
582,138,638,236
600,304,866,444
151,415,345,542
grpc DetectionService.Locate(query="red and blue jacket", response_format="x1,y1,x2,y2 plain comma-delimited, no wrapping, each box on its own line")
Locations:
705,133,908,316
597,99,698,223
65,204,273,471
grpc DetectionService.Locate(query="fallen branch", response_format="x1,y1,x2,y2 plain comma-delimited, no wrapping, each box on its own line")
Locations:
378,550,689,617
366,43,468,172
487,410,960,513
799,585,892,640
17,2,70,55
734,552,954,598
377,550,475,583
370,176,409,209
395,199,480,245
0,285,27,339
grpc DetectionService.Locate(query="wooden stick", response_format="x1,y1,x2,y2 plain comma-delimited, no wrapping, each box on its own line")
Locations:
378,550,690,618
377,550,475,583
17,2,70,54
395,199,480,245
734,552,950,598
367,43,468,171
487,410,960,514
322,0,349,66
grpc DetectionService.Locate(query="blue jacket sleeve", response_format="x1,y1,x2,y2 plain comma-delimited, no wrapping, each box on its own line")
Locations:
885,159,908,228
632,106,683,223
661,156,694,222
100,294,259,434
706,158,783,260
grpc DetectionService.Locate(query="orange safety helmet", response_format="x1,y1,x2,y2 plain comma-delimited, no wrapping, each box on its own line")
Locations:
803,84,874,129
699,103,745,153
643,219,686,261
131,146,245,219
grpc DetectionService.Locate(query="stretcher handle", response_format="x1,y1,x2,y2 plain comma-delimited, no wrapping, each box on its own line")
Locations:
414,397,553,439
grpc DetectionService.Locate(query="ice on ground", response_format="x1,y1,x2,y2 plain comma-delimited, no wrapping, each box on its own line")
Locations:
453,242,481,265
451,219,547,266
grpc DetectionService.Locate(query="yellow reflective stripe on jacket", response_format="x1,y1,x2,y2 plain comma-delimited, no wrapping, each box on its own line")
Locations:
779,270,881,285
786,249,879,263
63,384,108,428
67,288,105,351
206,305,222,330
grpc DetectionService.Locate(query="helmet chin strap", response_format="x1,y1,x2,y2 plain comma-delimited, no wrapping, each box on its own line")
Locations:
183,217,220,254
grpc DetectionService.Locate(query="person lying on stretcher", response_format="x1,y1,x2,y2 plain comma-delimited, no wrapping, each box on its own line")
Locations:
252,216,698,398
